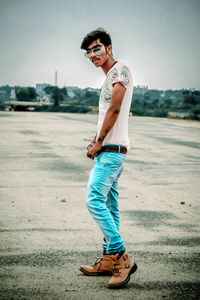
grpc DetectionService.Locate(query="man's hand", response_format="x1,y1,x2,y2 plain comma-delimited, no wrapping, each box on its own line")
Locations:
87,141,102,159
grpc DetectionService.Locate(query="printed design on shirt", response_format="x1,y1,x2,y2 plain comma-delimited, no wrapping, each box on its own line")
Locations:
120,66,130,88
100,73,112,103
111,67,119,84
100,64,130,104
112,65,130,89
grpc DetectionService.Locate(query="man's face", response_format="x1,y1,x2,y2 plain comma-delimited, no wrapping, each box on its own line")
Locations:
85,39,111,67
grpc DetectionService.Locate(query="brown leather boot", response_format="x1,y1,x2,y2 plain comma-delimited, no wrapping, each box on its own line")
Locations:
108,251,137,288
79,250,114,276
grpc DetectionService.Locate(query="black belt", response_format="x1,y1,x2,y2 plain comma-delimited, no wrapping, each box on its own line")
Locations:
99,145,127,155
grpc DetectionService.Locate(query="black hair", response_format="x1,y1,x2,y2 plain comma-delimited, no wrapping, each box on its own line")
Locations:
80,28,112,50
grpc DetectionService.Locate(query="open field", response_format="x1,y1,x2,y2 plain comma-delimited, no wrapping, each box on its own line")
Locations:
0,111,200,300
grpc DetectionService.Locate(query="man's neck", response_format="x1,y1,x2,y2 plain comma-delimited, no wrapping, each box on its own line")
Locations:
101,57,116,75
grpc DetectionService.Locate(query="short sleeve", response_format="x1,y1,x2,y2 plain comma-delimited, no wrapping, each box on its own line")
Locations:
111,64,130,89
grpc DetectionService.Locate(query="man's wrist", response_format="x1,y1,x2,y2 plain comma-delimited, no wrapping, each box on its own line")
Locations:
97,136,104,144
96,139,103,146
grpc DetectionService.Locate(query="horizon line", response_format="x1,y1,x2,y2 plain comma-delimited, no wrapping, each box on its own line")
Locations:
0,83,199,92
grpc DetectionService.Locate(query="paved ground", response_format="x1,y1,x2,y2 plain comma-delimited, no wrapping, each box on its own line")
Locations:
0,111,200,300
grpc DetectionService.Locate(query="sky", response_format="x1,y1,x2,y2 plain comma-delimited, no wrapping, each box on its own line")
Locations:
0,0,200,90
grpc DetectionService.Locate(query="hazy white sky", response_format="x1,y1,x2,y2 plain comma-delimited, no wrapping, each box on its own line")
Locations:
0,0,200,90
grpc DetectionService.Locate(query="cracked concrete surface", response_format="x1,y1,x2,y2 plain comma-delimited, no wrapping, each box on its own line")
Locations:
0,112,200,300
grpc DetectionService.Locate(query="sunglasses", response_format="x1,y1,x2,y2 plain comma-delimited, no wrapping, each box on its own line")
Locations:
84,46,103,59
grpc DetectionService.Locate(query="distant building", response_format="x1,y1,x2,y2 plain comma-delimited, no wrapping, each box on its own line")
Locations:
66,86,101,98
36,83,51,100
160,91,165,98
87,87,101,95
67,86,78,98
133,85,148,95
66,86,80,98
10,89,16,99
36,83,50,95
0,90,6,98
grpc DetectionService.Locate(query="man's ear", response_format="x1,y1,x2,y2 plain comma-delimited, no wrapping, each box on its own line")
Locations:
107,45,112,55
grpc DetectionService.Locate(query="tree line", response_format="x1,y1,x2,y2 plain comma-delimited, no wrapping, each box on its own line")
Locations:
130,90,200,120
0,85,200,120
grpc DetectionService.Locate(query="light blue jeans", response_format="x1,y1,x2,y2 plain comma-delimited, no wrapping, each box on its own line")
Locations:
86,148,126,254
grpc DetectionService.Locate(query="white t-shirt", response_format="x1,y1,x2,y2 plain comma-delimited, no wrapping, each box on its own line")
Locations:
96,62,133,150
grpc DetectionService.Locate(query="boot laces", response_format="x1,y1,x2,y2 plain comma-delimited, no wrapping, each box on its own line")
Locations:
112,263,122,277
92,257,102,267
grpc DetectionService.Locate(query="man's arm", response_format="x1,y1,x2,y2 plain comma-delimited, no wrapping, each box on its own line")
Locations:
87,82,126,158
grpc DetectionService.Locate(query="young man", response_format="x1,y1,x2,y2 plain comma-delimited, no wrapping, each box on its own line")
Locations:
79,28,137,288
